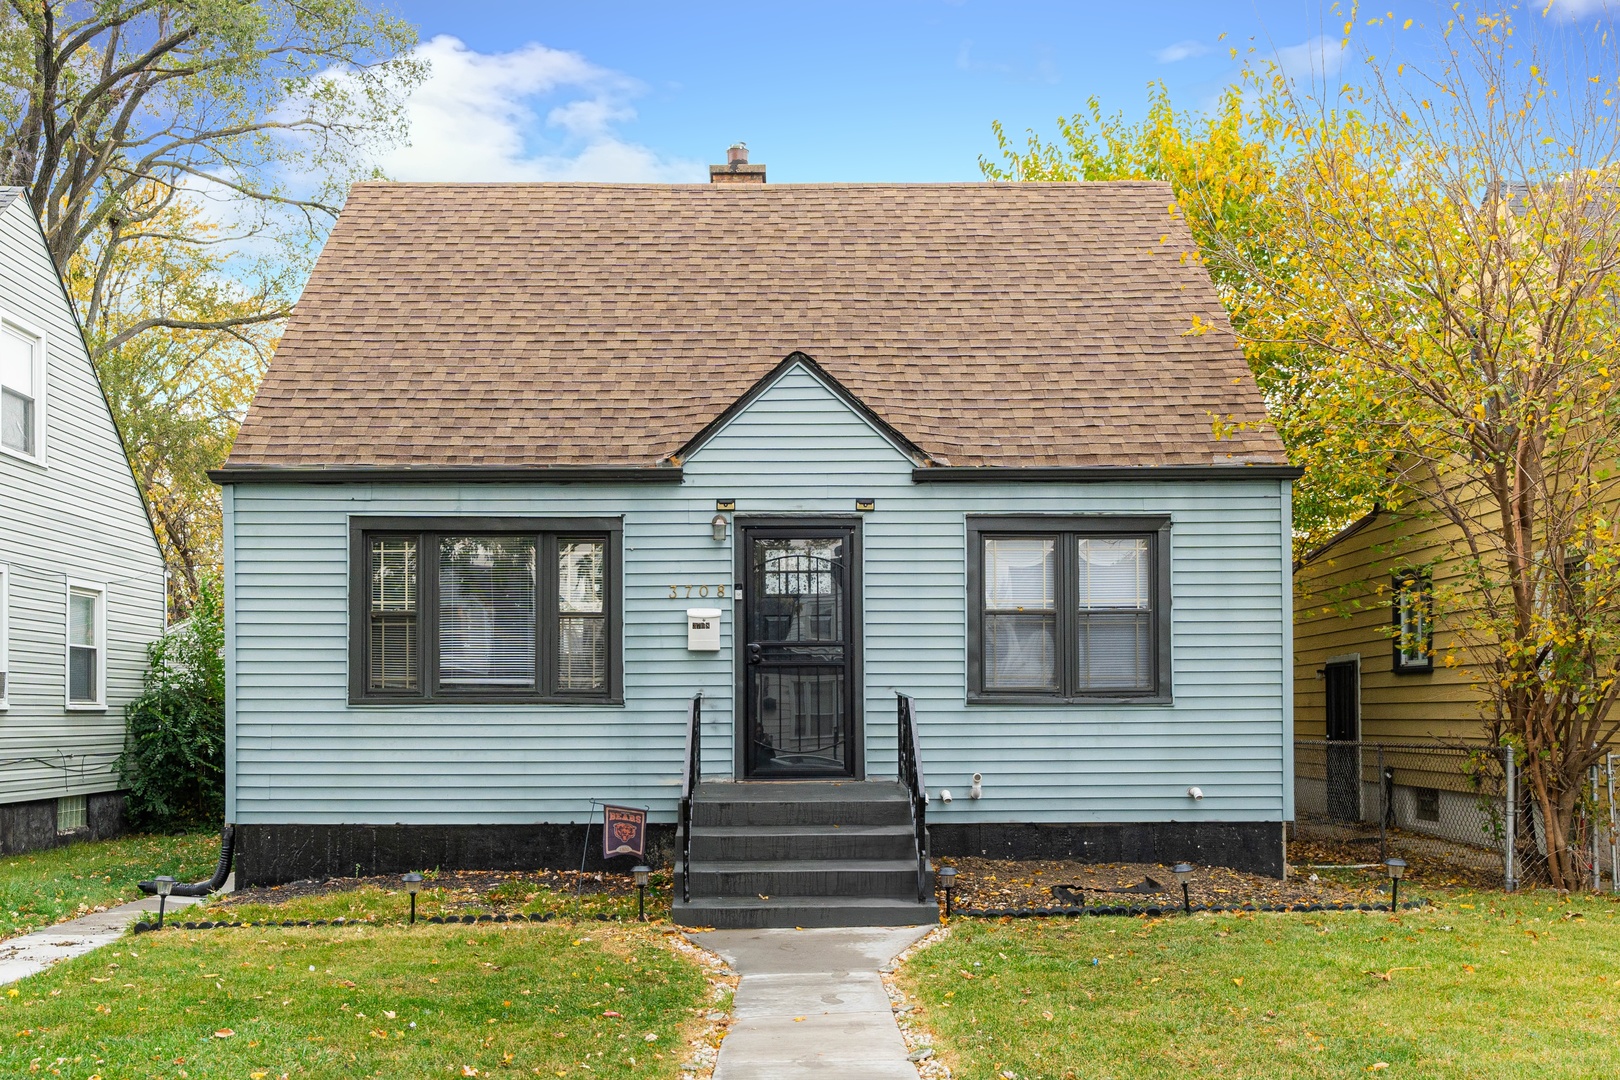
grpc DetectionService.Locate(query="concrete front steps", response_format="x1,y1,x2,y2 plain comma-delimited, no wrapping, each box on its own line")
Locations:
672,780,939,929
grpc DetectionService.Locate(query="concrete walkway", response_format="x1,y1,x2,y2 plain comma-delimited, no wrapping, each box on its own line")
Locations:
691,925,933,1080
0,884,223,986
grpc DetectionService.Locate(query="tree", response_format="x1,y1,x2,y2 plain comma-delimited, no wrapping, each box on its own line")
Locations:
988,7,1620,889
0,1,422,613
68,186,276,609
0,0,420,348
1226,9,1620,890
981,84,1380,551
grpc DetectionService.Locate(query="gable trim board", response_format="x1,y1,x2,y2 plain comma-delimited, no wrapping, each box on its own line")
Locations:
222,360,1293,885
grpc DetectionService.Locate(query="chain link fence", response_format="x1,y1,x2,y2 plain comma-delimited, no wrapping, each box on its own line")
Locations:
1294,741,1620,892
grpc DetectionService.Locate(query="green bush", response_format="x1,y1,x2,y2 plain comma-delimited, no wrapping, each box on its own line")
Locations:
117,578,225,830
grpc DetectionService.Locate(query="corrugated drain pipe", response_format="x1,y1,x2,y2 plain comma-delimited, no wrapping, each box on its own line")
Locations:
139,824,234,897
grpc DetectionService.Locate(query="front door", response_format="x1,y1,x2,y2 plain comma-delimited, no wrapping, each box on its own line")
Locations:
739,522,860,779
1324,659,1362,821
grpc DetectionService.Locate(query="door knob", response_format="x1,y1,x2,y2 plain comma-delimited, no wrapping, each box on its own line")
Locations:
747,643,763,665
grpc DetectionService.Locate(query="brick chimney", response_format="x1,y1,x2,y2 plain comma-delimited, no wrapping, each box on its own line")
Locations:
710,142,765,184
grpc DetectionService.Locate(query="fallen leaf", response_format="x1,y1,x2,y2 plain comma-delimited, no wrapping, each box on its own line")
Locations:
1232,978,1243,987
1369,1065,1390,1072
602,1010,622,1018
793,1016,807,1022
462,1068,479,1077
213,1029,235,1039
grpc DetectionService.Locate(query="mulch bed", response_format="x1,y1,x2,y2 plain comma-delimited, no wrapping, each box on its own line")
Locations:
936,857,1398,912
215,868,642,911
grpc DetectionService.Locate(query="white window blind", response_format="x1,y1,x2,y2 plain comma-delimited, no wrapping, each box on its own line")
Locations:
439,536,536,687
369,537,418,691
557,539,606,691
983,537,1058,690
0,323,38,456
1076,538,1153,690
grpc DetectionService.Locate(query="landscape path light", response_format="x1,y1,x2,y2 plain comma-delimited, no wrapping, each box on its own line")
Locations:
633,865,651,922
1172,863,1194,914
402,872,424,924
152,875,175,929
1384,858,1407,912
938,865,958,919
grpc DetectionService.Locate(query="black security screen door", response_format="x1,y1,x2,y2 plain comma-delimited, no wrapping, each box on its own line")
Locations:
1325,660,1362,822
741,525,859,779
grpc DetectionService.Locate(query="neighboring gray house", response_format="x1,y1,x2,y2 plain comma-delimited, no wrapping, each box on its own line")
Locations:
0,189,166,850
215,160,1299,926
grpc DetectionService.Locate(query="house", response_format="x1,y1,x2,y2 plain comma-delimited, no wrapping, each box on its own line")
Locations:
212,151,1300,926
1293,502,1499,847
0,188,167,850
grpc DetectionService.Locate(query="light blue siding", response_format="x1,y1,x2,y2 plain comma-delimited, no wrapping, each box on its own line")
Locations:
226,363,1289,827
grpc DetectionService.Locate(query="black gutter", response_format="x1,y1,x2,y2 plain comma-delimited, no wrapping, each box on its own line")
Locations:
911,465,1304,483
209,465,685,485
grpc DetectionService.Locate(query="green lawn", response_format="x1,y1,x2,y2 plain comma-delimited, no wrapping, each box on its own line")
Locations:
0,920,712,1079
0,832,219,939
897,891,1620,1079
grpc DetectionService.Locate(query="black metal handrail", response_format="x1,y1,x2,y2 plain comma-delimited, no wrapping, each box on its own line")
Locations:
897,693,931,902
679,691,702,903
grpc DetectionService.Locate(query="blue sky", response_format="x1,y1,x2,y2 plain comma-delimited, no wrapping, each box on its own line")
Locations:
366,2,1613,185
368,2,1359,184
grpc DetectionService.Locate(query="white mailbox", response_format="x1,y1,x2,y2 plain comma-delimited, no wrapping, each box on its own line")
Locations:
687,608,722,652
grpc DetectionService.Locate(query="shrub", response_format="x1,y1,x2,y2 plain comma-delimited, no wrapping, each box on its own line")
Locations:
116,578,225,830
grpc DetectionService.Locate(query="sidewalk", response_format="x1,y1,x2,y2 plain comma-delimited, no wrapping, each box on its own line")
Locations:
0,876,230,986
690,925,932,1080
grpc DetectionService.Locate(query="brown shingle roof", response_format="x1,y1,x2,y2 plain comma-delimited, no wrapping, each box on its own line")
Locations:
226,181,1286,471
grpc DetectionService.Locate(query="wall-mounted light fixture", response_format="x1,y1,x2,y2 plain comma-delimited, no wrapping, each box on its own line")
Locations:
710,514,729,542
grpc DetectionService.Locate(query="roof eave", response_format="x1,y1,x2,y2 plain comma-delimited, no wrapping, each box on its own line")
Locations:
208,464,685,485
910,464,1303,483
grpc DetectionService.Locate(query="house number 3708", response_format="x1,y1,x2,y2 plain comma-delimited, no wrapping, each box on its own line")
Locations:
669,584,726,599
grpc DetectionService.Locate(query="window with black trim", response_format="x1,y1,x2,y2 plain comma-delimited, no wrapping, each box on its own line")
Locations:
1392,569,1434,674
349,519,621,704
968,516,1172,703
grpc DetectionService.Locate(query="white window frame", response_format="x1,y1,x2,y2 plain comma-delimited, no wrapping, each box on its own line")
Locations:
0,564,9,710
0,311,47,466
65,579,106,710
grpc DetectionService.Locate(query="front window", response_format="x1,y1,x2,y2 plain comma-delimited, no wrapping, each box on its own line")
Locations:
67,584,104,706
351,519,620,704
970,517,1171,702
1392,570,1434,674
1,319,42,458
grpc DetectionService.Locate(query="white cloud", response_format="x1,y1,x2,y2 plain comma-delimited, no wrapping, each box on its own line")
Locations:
1272,34,1347,82
1543,0,1611,18
1155,40,1210,64
380,35,702,183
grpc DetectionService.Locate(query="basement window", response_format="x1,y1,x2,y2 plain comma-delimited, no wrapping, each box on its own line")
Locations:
56,795,86,834
1415,787,1440,823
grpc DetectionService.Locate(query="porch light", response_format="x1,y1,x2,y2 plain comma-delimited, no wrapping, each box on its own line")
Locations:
153,875,175,929
633,865,651,922
1384,858,1407,912
1172,863,1194,914
711,514,729,542
402,872,424,924
938,865,958,919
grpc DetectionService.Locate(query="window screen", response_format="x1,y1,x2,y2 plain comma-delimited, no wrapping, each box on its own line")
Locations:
982,537,1058,690
368,538,418,691
68,588,98,704
557,540,606,691
1,324,37,455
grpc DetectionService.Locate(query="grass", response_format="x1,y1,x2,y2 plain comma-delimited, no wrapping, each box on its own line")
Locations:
897,890,1620,1079
0,920,712,1079
0,831,220,939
